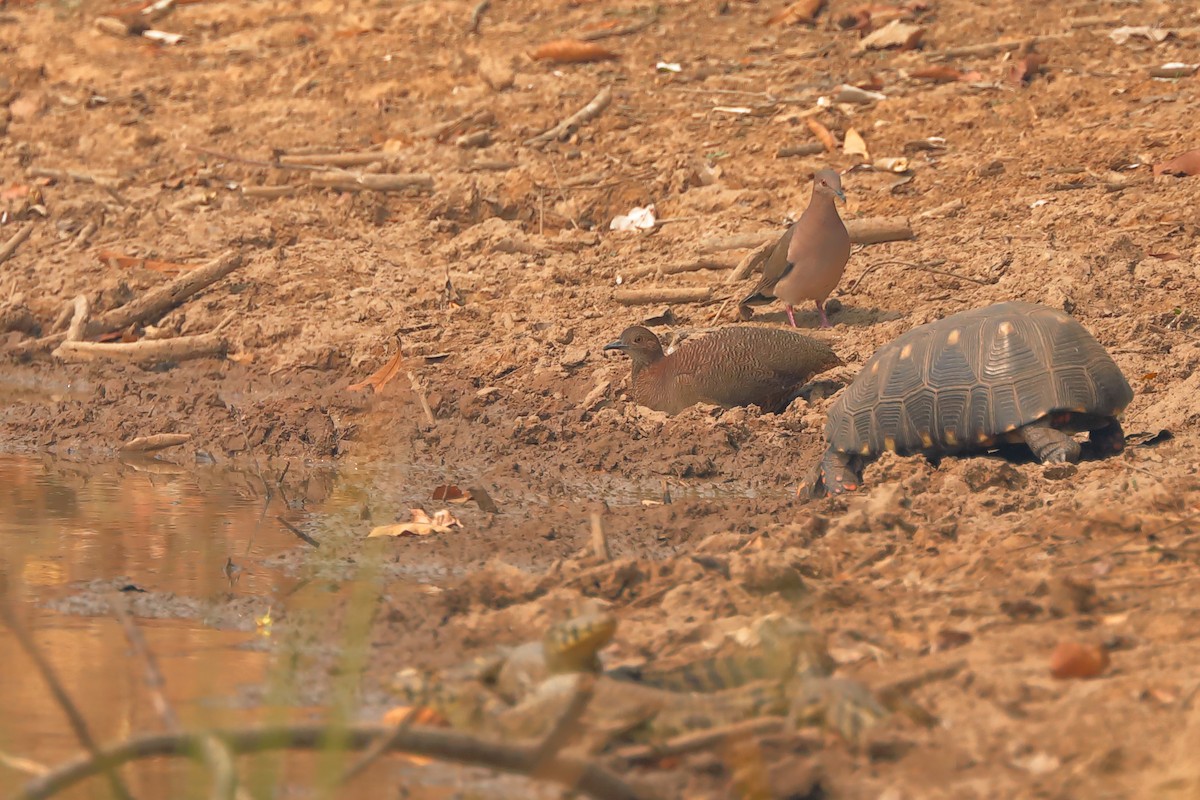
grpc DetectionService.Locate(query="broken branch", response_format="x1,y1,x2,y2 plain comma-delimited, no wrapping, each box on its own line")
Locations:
525,86,613,147
0,223,35,265
308,171,434,193
614,287,711,306
54,331,228,363
91,250,243,336
15,723,650,800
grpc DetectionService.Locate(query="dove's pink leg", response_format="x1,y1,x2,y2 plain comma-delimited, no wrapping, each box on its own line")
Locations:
785,304,798,327
816,301,831,329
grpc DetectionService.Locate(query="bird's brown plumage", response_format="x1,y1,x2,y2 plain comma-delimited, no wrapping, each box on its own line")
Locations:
741,169,850,329
603,325,841,415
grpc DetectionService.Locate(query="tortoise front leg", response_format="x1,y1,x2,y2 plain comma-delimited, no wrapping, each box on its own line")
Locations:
1088,419,1126,456
1020,423,1082,464
806,448,860,497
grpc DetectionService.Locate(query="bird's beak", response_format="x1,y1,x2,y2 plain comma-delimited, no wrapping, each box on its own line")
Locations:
603,340,628,352
834,187,847,204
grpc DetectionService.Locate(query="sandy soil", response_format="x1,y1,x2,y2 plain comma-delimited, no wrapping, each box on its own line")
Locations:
3,0,1200,796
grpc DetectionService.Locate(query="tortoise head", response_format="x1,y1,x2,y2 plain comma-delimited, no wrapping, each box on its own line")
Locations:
812,168,847,204
603,325,665,367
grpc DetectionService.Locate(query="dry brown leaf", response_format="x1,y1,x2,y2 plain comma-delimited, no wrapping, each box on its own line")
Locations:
96,250,194,273
347,347,405,394
843,128,869,159
911,65,980,83
528,39,617,63
433,484,470,503
767,0,825,26
855,74,885,91
227,352,255,364
1154,148,1200,177
1049,642,1109,679
806,119,837,151
0,184,33,201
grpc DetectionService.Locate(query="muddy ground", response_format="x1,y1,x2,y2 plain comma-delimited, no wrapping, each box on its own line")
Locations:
3,0,1200,796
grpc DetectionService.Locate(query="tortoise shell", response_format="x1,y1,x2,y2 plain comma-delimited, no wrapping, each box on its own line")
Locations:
825,302,1133,458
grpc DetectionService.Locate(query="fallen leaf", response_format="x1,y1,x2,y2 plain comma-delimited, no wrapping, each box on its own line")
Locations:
0,183,33,201
854,74,885,91
806,119,837,151
1009,53,1045,85
433,484,470,503
1154,149,1200,177
1109,25,1172,45
843,127,869,159
911,65,979,83
96,250,194,273
857,19,923,51
528,39,617,64
1049,642,1110,679
1141,372,1159,381
767,0,825,26
348,346,405,393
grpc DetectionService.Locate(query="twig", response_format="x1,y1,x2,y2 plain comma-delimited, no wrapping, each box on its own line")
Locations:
15,723,650,800
0,751,48,778
614,287,711,306
525,86,614,148
26,167,127,189
275,516,320,548
1,605,137,800
929,33,1072,60
844,217,914,245
576,18,653,41
467,0,490,34
185,144,327,173
110,598,241,800
407,370,437,426
775,142,826,158
620,259,732,282
530,673,597,769
613,718,784,764
276,152,385,168
590,514,610,561
915,198,966,220
54,331,228,363
308,171,434,193
90,249,243,336
0,223,34,265
724,240,774,284
847,260,986,293
337,708,419,787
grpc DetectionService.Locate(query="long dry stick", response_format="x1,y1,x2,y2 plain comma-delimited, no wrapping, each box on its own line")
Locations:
0,605,136,800
846,260,986,293
15,723,649,800
525,86,614,147
89,250,244,335
0,223,34,265
614,287,711,306
54,331,228,363
110,598,241,800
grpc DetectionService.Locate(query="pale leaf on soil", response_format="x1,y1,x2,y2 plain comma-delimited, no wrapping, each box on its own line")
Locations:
856,19,924,51
368,508,462,538
1109,26,1172,45
528,39,617,63
766,0,825,27
843,128,869,159
1153,149,1200,177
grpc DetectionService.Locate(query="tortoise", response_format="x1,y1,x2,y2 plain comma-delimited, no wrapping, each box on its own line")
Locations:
807,301,1134,496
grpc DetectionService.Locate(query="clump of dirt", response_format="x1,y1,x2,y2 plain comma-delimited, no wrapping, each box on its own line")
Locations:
4,0,1200,795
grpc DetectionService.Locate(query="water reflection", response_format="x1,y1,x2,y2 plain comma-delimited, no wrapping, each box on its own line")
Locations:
0,455,336,797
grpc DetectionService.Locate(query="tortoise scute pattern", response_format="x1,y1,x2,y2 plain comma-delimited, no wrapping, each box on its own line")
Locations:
827,303,1133,457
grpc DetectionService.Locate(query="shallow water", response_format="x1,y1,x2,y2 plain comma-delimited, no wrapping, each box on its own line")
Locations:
0,455,401,798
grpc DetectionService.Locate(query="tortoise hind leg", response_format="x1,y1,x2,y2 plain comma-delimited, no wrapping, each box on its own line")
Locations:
1088,419,1126,456
1020,423,1082,464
